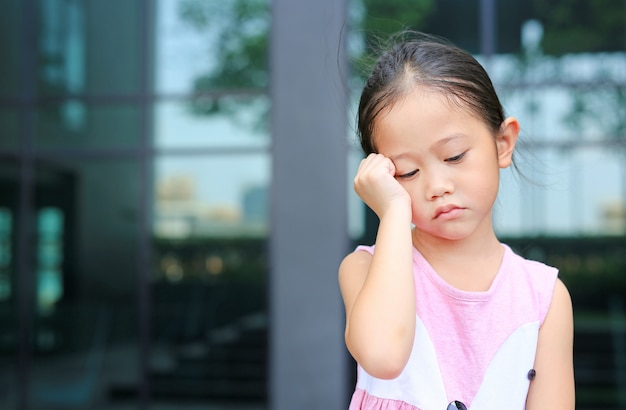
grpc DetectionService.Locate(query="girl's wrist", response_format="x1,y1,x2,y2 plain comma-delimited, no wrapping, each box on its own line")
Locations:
378,199,412,221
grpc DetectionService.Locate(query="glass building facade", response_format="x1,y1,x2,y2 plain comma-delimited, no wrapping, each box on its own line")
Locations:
0,0,625,409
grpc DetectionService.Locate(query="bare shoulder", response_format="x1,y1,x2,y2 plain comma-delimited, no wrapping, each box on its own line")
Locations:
339,249,372,277
546,279,574,329
338,249,373,309
541,278,574,351
526,278,575,409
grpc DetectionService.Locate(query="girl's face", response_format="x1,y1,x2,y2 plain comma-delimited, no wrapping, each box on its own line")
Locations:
373,89,518,243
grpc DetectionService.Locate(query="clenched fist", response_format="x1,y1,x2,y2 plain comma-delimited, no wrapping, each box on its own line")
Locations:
354,153,411,219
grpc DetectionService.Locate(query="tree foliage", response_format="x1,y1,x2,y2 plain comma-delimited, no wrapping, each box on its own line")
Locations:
178,0,269,117
532,0,625,55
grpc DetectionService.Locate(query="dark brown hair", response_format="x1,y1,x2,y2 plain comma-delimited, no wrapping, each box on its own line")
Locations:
357,32,505,154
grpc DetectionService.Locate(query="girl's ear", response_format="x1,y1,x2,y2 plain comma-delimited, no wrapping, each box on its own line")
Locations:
496,117,519,168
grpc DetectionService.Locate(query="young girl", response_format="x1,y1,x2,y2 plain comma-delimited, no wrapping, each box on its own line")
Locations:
339,33,575,409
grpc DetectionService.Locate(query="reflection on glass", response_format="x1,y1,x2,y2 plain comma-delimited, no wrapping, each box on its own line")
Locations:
0,208,12,301
38,0,85,96
154,97,269,148
30,159,140,409
155,0,270,94
151,151,269,405
154,153,269,243
155,0,216,95
37,0,140,96
36,104,141,148
37,207,64,314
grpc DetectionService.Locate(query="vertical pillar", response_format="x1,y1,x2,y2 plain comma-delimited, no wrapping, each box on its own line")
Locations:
480,0,496,65
270,0,350,408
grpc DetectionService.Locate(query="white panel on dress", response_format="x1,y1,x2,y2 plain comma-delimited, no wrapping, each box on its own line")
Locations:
356,319,540,409
356,316,448,409
470,321,539,409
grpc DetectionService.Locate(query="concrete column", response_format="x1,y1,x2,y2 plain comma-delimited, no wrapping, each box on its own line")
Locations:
269,0,350,408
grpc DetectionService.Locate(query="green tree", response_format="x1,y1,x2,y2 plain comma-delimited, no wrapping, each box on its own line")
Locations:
178,0,269,117
178,0,434,116
532,0,625,55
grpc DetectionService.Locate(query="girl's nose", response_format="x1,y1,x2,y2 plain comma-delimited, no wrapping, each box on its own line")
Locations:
424,169,453,200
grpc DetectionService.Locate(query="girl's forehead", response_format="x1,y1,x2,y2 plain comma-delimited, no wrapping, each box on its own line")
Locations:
372,90,492,153
375,90,462,130
388,88,463,117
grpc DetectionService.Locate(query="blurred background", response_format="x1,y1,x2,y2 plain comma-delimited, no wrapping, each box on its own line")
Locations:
0,0,625,409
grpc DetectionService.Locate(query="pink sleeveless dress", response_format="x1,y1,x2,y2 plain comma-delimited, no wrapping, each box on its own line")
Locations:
348,244,558,410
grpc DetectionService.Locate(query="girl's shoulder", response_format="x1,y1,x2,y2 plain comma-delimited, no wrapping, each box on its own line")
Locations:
339,245,375,275
338,246,375,317
503,244,559,277
354,244,375,255
339,245,374,277
500,244,561,323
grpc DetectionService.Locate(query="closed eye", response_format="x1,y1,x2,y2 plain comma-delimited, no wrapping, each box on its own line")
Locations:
445,152,466,163
396,169,419,179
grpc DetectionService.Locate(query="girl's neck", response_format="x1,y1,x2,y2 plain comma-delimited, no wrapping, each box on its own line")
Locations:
411,229,504,292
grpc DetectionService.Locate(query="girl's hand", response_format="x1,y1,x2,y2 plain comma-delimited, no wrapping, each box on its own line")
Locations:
354,153,411,218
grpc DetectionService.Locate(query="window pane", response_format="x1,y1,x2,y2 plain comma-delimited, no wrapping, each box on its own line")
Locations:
154,97,269,149
30,159,141,409
0,0,21,97
155,0,270,94
35,103,141,148
37,0,141,96
155,0,215,95
37,207,64,313
154,153,270,239
152,153,269,405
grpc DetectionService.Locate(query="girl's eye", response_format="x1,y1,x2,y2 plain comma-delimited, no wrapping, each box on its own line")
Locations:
445,152,466,163
396,169,419,179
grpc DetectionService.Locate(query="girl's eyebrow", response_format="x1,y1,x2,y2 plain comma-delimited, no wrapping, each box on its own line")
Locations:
389,152,412,162
432,134,468,150
390,134,468,161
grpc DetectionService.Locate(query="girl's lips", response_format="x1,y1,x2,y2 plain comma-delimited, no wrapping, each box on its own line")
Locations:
434,204,465,220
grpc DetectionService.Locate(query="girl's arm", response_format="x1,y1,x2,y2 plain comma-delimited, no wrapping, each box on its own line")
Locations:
339,154,416,379
525,279,575,409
